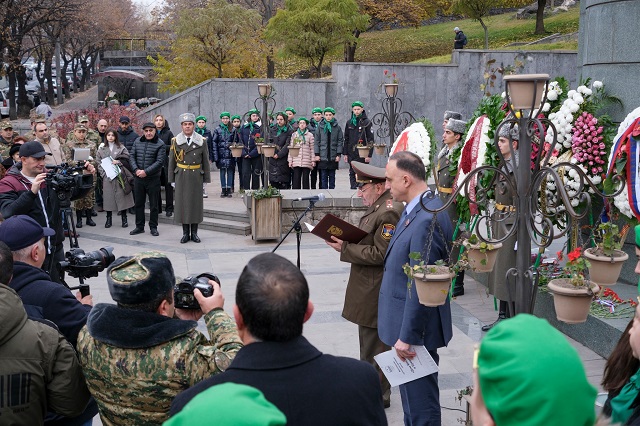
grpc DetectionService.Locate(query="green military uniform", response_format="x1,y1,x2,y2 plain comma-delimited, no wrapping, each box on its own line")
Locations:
77,251,243,426
78,115,101,145
63,125,97,213
338,161,403,407
0,121,15,159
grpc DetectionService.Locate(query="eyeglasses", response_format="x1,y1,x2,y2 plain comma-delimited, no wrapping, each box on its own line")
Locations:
357,184,372,193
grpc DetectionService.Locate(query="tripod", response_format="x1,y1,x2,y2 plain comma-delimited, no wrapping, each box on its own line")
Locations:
57,200,90,297
272,199,318,269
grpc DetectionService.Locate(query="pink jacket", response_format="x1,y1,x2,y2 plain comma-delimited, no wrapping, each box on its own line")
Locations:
288,130,315,169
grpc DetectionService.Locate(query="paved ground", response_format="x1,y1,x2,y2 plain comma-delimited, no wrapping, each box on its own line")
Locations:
25,88,606,425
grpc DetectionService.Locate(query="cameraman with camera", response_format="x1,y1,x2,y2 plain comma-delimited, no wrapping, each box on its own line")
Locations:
0,141,95,284
77,251,242,425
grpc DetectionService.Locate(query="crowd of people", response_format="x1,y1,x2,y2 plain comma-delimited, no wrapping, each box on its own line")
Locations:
0,103,635,426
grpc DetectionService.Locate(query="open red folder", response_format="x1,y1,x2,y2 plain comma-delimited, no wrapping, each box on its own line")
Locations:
305,214,368,244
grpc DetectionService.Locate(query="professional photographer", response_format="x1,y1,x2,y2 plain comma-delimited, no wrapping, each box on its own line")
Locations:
0,141,95,284
77,251,242,426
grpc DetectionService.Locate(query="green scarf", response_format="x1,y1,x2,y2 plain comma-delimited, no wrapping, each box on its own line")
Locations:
276,124,288,136
324,118,334,133
350,112,359,127
195,126,207,136
610,368,640,424
219,123,231,138
297,128,307,141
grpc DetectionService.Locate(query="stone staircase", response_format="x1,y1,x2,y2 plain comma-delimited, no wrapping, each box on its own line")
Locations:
145,207,251,236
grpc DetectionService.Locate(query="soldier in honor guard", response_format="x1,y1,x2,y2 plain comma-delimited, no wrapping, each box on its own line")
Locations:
437,117,467,296
483,124,519,331
326,161,403,408
169,113,211,244
442,110,462,130
63,123,98,228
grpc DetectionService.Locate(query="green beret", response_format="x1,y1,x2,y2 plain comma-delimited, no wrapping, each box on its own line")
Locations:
298,117,309,124
231,115,241,121
107,251,175,305
247,108,260,116
195,115,207,122
351,101,364,108
285,107,296,114
478,314,596,426
312,107,323,114
219,112,230,119
323,107,335,114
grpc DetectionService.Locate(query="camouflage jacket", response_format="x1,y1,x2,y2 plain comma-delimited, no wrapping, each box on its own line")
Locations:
77,304,243,426
63,137,97,167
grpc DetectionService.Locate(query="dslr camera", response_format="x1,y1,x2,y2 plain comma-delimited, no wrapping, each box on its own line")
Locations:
174,273,219,309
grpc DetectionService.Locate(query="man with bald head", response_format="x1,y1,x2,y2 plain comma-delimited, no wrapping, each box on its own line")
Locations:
97,119,108,143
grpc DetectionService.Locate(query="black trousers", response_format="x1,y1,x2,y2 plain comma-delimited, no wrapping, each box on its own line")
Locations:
292,167,311,189
133,176,160,229
242,156,262,190
310,163,318,189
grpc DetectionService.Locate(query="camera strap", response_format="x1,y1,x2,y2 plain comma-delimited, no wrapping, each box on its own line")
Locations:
19,177,51,254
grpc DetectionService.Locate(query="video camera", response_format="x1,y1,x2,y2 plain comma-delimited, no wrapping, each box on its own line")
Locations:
59,247,115,298
45,163,93,208
174,273,219,309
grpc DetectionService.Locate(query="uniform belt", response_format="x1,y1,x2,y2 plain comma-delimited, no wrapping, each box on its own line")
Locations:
495,203,516,212
177,164,201,170
437,186,453,194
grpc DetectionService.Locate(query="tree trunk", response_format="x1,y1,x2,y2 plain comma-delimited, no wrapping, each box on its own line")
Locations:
480,19,489,49
266,55,275,78
44,61,55,105
16,67,31,117
535,0,546,35
8,71,17,120
343,29,361,62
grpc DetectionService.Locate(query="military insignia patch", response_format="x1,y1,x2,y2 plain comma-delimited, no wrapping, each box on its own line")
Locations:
381,224,395,240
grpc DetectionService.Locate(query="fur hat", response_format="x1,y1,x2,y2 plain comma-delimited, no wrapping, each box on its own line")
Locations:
107,251,175,305
445,118,466,135
498,124,519,140
443,111,462,121
180,113,196,124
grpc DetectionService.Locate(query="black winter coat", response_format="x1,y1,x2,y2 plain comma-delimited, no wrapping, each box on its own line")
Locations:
157,125,174,184
268,125,293,185
240,122,262,158
117,127,140,152
10,261,91,348
196,127,215,162
212,124,236,169
344,111,374,161
130,135,166,178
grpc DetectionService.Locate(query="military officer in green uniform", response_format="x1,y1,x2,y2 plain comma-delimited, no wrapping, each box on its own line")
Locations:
77,251,242,425
436,118,467,296
326,161,403,408
77,115,101,145
169,112,211,244
63,123,98,228
0,121,16,159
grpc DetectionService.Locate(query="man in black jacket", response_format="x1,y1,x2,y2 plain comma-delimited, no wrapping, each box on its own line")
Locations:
129,122,166,236
117,115,139,152
170,253,387,426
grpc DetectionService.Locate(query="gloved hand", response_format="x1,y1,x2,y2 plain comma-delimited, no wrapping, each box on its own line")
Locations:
171,183,176,188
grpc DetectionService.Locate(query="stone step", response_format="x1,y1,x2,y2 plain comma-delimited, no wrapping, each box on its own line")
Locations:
143,209,251,236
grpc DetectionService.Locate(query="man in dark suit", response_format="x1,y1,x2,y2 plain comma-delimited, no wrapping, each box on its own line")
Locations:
380,151,453,425
170,252,387,426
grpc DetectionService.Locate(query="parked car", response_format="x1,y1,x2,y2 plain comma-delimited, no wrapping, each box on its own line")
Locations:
0,90,8,117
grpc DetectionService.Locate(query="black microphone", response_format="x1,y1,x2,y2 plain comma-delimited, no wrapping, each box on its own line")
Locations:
293,193,325,202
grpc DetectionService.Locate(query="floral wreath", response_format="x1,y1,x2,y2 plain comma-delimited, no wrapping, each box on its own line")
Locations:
453,115,490,216
390,121,433,176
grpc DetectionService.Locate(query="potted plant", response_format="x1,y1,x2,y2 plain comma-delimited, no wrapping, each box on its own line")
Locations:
249,186,283,242
356,140,370,159
254,133,265,155
373,143,387,156
547,247,600,324
403,253,465,307
229,142,244,158
583,222,629,286
382,69,399,97
288,134,302,157
462,234,502,273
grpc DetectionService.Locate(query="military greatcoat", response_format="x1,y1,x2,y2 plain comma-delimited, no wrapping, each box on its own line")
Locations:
340,190,403,328
63,137,97,211
168,132,211,225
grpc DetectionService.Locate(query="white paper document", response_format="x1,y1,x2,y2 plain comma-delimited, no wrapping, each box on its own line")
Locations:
374,345,439,387
100,157,119,180
304,222,315,232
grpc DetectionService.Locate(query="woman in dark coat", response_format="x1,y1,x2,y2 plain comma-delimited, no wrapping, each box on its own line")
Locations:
268,112,293,189
96,130,134,228
212,112,235,197
195,115,214,198
314,107,344,190
154,114,174,216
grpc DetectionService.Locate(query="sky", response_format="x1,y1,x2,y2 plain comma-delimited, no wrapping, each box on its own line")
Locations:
132,0,163,14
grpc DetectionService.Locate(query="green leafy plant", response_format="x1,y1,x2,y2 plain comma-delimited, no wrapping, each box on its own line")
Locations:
594,222,624,257
250,186,283,200
402,251,468,292
562,247,591,287
463,234,497,266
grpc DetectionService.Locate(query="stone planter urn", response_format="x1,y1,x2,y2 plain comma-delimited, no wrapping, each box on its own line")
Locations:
464,241,503,273
262,145,277,158
230,145,244,158
583,247,628,287
357,145,370,158
413,266,454,307
373,144,386,156
288,146,300,157
547,278,600,324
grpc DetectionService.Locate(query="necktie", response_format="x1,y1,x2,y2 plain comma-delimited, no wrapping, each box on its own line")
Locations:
187,137,191,145
399,208,408,227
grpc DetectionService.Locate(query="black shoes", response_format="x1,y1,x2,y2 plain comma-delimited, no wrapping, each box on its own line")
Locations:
129,227,144,235
180,224,190,243
85,210,96,226
166,210,173,217
190,224,201,243
121,213,128,228
452,286,464,297
481,314,507,332
105,215,112,228
150,228,159,236
76,211,83,228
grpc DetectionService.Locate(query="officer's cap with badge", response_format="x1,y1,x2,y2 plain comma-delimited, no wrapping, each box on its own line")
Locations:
107,251,175,305
180,113,196,124
445,118,467,135
352,161,386,185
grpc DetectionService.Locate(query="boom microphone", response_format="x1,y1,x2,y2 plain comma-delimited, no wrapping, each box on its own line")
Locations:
294,193,325,202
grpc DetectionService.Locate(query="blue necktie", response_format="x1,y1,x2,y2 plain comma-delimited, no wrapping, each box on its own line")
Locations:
399,208,408,227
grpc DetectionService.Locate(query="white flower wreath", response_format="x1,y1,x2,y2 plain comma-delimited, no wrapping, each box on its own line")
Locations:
608,106,640,219
390,122,431,171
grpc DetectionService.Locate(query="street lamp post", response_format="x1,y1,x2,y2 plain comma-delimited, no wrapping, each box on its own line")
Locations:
372,84,414,157
420,73,624,315
255,83,276,188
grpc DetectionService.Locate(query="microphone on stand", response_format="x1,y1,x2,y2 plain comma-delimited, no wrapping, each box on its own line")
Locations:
293,193,326,202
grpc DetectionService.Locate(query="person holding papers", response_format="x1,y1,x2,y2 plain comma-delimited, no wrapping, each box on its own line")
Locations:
379,151,453,425
96,130,134,228
326,161,403,408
